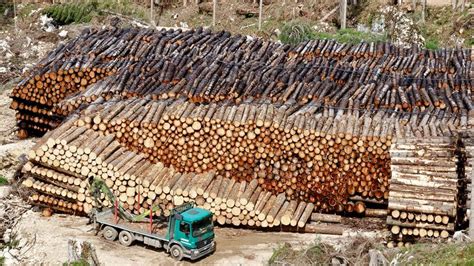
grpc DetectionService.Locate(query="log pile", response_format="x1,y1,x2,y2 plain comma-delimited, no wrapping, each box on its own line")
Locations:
55,43,473,118
76,98,400,210
13,27,474,236
76,96,465,209
458,127,473,226
22,93,464,218
387,137,459,246
10,27,473,138
20,120,344,232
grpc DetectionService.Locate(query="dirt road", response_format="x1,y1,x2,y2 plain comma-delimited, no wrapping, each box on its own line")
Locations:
13,210,350,265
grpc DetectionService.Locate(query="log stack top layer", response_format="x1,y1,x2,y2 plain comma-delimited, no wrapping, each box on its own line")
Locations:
10,27,474,138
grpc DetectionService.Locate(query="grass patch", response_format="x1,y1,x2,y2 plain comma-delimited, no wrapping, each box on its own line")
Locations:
0,175,8,186
0,256,4,265
269,240,336,265
316,28,387,44
279,21,317,45
43,1,99,25
413,6,473,47
63,259,90,266
43,0,148,26
390,242,474,265
18,3,38,19
269,238,474,265
425,38,440,50
279,21,386,45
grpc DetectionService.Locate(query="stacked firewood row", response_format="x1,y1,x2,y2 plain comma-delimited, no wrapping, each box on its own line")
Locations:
77,96,467,209
55,55,473,121
55,38,473,116
77,98,394,207
20,120,345,232
458,129,473,226
11,27,472,138
387,137,459,246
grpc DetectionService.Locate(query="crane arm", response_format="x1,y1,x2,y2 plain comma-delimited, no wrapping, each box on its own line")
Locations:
89,177,163,222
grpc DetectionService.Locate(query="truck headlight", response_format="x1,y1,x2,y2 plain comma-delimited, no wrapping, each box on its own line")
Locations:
193,250,199,255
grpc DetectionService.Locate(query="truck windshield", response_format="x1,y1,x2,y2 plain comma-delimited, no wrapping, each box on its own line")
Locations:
192,216,213,237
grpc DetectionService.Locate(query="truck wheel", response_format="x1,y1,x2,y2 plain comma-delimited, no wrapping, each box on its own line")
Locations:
118,231,134,246
102,226,118,241
170,245,184,261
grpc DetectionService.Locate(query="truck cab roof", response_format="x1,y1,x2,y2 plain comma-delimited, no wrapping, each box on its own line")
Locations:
180,207,212,223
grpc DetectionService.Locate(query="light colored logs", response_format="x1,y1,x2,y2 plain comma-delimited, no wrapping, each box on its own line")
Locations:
387,137,458,242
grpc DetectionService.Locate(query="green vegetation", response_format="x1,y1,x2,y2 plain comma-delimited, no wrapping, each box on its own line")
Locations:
0,256,5,266
0,2,14,26
63,259,90,266
43,0,147,25
314,28,387,44
414,6,473,48
279,21,317,45
0,2,13,17
0,175,8,186
18,3,39,19
43,2,99,25
270,239,474,265
392,242,474,265
98,0,147,20
424,38,440,50
279,21,386,45
269,240,338,265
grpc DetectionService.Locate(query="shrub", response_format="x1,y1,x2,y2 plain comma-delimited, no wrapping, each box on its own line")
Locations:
0,175,8,186
425,38,440,50
279,21,316,45
43,1,99,25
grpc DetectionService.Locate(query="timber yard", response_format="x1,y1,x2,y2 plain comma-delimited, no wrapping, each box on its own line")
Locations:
0,0,473,265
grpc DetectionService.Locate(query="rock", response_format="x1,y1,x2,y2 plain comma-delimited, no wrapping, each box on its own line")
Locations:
9,248,20,257
370,6,424,48
0,67,6,73
17,237,28,249
273,28,281,37
58,30,68,38
3,249,12,259
39,14,56,32
0,186,12,199
3,230,11,243
331,257,344,266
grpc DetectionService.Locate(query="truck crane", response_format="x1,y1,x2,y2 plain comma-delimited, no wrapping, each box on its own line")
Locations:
88,178,216,261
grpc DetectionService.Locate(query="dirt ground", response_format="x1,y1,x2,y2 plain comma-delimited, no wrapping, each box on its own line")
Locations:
11,210,382,265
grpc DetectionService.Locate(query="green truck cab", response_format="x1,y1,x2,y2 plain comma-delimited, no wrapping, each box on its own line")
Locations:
94,202,216,261
166,204,216,260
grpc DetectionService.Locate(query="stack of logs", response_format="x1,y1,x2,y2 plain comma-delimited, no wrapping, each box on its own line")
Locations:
387,137,459,247
76,98,400,210
21,119,344,233
10,28,473,138
13,27,473,238
459,128,473,226
21,93,464,220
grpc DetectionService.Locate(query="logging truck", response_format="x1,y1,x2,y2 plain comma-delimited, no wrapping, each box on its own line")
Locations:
90,179,216,261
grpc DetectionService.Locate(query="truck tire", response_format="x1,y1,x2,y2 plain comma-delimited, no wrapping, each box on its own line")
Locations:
102,226,118,241
118,231,134,246
170,245,184,261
